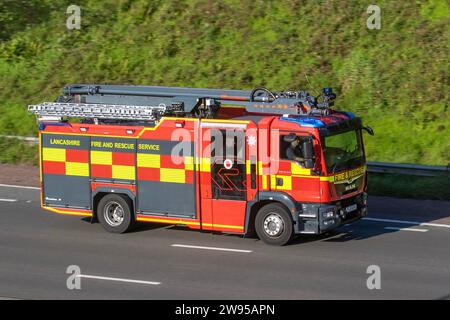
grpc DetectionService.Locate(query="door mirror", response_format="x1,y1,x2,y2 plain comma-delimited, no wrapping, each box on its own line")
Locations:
301,138,315,169
363,126,374,136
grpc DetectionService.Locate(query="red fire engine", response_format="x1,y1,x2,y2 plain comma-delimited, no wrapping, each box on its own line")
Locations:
29,85,373,245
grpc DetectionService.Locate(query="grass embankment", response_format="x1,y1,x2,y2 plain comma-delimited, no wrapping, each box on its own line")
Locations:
0,0,448,199
0,0,448,165
0,138,38,165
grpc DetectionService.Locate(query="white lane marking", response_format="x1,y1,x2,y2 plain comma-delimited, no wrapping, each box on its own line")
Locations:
384,227,429,233
0,184,40,190
77,274,161,286
0,199,18,202
0,296,21,300
171,244,252,253
363,217,450,229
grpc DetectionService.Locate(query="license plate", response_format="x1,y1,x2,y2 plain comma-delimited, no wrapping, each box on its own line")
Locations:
345,204,357,213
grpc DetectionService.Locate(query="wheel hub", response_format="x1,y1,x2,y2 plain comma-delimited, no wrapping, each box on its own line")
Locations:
263,213,284,237
104,202,124,227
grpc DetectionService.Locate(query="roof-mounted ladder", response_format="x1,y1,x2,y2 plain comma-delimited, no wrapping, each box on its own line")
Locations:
28,102,168,121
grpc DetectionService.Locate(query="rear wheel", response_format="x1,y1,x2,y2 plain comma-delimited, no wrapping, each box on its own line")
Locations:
97,194,135,233
255,203,294,246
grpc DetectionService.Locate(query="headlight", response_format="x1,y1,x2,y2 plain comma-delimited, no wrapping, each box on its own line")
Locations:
323,211,334,219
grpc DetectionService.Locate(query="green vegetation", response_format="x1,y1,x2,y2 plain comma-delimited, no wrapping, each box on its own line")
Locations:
0,138,38,164
368,173,450,200
0,0,449,165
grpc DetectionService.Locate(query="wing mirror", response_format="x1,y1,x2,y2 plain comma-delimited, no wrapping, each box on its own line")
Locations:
363,126,374,136
301,137,315,169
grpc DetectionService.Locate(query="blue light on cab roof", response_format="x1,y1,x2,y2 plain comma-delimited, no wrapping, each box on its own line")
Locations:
341,111,356,119
280,116,325,128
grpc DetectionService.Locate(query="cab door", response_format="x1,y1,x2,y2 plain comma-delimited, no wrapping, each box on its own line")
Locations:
272,131,320,202
200,122,254,233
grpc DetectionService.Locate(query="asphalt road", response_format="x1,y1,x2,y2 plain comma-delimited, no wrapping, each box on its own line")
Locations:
0,185,449,300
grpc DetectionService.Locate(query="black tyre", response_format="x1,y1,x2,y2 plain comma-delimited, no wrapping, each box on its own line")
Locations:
255,203,294,246
97,194,135,234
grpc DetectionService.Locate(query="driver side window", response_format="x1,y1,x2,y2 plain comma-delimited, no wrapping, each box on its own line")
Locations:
279,135,302,161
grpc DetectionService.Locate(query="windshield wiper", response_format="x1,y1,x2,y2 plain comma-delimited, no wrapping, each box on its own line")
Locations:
329,162,341,175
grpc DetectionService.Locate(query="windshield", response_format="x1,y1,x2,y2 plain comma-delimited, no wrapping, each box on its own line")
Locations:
323,130,364,173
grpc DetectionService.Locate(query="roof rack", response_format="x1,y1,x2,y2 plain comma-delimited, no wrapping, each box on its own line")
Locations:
29,84,337,122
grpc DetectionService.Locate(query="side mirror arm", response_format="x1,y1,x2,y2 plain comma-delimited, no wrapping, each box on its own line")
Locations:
363,126,374,136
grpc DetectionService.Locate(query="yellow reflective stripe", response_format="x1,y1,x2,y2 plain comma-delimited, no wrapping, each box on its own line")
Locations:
44,206,92,217
91,150,112,165
112,165,135,180
137,153,160,168
246,160,251,173
200,157,211,172
136,217,201,226
270,175,292,190
291,162,311,175
137,117,198,137
39,133,43,183
214,224,244,230
270,175,276,188
160,168,185,183
262,175,268,189
43,118,197,139
258,161,263,174
184,156,194,171
202,119,249,124
43,131,138,139
202,223,244,230
277,176,292,190
65,162,89,177
320,176,335,182
42,148,66,162
136,217,243,230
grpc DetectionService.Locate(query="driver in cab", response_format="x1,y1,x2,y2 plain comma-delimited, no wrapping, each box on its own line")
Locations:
286,138,305,163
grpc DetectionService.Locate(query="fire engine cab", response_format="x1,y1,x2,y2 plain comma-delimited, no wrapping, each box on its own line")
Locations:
29,84,373,245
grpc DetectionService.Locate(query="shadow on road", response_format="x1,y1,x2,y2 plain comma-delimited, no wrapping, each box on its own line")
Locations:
79,195,449,245
435,293,450,300
81,217,174,233
367,195,450,223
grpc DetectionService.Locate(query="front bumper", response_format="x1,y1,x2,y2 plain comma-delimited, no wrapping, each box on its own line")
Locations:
295,192,368,234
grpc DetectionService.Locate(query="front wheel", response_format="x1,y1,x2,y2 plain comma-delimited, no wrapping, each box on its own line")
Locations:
255,203,294,246
97,194,135,234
